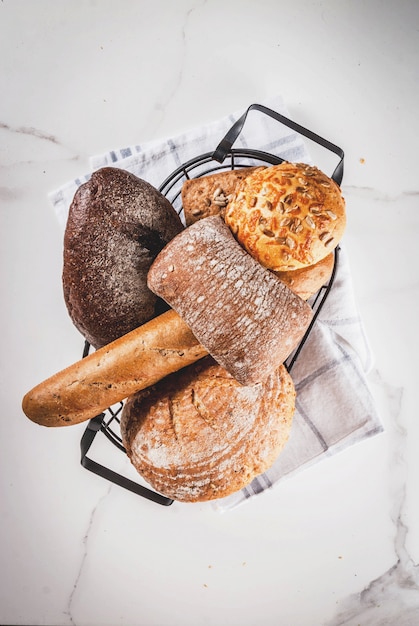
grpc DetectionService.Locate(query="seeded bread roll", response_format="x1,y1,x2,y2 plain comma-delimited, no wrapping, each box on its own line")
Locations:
224,162,345,272
181,166,264,226
121,357,295,502
63,167,183,349
147,216,313,385
22,310,208,427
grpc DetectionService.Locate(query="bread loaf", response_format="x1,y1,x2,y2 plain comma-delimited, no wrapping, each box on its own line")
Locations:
63,167,183,348
273,252,335,300
121,357,295,502
22,310,207,427
181,166,264,225
147,216,313,385
224,162,345,272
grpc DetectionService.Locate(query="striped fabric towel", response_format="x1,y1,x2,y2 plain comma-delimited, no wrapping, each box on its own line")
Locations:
50,95,383,512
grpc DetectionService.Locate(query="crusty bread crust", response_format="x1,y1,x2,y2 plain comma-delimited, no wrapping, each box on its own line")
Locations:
22,310,207,427
63,167,183,348
224,162,345,271
148,216,313,385
181,166,264,225
274,252,335,300
121,357,295,502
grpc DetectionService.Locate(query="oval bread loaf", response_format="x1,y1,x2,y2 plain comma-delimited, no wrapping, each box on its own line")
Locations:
147,215,313,385
63,167,183,349
121,357,295,502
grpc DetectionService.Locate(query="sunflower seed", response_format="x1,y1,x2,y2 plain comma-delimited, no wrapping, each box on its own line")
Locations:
213,187,223,199
319,231,330,242
262,228,275,237
326,210,337,220
192,208,203,215
324,237,334,247
265,200,273,210
280,217,291,227
250,197,257,207
285,236,295,249
309,205,322,214
305,215,316,229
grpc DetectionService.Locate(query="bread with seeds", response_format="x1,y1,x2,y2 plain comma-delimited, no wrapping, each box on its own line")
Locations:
224,162,345,272
181,166,264,226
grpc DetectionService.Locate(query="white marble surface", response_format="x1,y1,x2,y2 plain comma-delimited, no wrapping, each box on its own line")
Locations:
1,1,419,625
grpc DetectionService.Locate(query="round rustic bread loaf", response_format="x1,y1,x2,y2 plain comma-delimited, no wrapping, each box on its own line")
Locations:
120,356,295,503
224,162,345,272
63,167,183,349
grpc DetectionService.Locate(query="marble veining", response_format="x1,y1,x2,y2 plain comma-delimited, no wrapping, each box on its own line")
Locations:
328,373,419,625
0,120,61,145
64,484,113,626
2,1,419,624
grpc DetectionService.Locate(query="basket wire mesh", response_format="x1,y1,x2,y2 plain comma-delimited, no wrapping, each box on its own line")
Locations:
80,104,344,506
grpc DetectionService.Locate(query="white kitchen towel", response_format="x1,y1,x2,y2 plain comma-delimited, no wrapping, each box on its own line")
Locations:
50,95,311,229
49,95,383,512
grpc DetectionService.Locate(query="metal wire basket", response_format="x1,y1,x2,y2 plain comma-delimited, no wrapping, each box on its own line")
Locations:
80,103,344,507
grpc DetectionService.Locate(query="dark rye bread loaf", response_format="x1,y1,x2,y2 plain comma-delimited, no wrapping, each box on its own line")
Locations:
63,167,183,348
147,216,313,385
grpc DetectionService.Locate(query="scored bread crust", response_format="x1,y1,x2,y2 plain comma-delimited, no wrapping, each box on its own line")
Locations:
224,162,345,272
147,216,313,385
121,357,296,502
181,166,265,226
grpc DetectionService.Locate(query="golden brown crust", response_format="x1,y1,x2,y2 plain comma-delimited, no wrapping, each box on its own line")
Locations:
121,357,295,502
181,166,265,226
273,252,335,300
224,162,345,271
21,310,207,427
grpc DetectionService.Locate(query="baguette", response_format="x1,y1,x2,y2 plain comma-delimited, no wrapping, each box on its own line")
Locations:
22,310,207,427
